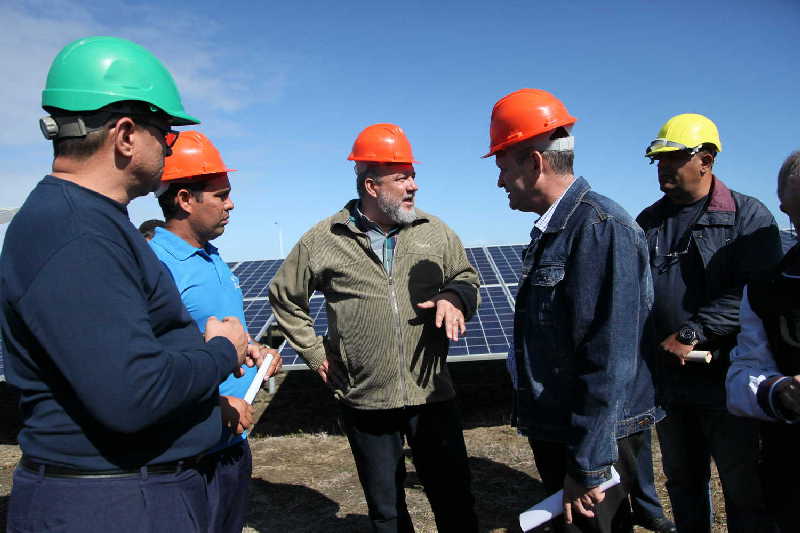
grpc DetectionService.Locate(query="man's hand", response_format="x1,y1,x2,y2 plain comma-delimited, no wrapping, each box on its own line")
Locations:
563,473,605,524
660,332,695,366
219,395,254,435
417,291,466,341
317,355,348,390
205,316,248,374
245,343,283,380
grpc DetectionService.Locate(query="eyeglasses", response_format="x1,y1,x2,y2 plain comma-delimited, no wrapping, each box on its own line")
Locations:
134,116,181,149
134,117,180,148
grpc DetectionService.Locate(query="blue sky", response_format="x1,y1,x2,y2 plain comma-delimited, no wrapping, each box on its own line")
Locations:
1,0,798,261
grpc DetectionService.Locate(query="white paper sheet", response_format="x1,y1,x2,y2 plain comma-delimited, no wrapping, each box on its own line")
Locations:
519,466,621,531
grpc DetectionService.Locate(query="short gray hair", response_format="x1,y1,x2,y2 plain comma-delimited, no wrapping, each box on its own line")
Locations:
778,151,800,200
355,162,384,197
509,127,574,175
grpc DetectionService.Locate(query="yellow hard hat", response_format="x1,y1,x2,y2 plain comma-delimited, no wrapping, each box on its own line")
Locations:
645,113,722,158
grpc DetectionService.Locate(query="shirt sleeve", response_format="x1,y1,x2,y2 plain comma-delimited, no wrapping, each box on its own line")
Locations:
17,234,237,434
726,286,788,422
564,219,647,487
268,238,328,371
440,224,480,320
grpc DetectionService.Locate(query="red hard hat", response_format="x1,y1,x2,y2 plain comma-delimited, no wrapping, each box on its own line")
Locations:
483,89,577,158
162,130,236,182
347,123,419,164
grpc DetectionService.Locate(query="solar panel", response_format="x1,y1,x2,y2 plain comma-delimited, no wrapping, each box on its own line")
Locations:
242,298,273,340
505,283,519,303
447,285,514,359
465,247,499,286
234,259,284,298
0,336,4,380
279,296,328,368
487,245,527,284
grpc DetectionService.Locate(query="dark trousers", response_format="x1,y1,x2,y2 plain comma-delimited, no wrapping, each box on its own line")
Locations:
528,432,641,533
340,400,478,533
657,406,773,533
760,422,800,532
7,461,211,532
202,440,252,533
628,427,668,525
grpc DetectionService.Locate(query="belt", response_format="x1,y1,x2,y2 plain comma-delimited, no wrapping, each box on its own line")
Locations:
19,455,204,479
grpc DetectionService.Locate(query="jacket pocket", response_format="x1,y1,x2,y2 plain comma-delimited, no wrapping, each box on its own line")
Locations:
531,265,565,326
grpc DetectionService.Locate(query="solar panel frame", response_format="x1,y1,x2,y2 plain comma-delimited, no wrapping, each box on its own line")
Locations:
242,298,274,340
446,285,514,361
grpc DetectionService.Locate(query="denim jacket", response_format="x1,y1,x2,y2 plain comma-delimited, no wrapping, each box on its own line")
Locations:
636,177,782,409
511,177,660,487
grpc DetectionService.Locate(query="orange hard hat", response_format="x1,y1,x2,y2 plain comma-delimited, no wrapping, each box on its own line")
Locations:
161,130,236,182
347,123,419,164
483,89,577,158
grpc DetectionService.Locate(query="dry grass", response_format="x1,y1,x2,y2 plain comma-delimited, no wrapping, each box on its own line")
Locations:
0,361,728,532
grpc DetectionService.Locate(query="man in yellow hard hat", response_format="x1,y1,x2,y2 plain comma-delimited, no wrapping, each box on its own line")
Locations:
487,89,659,533
269,123,480,532
637,113,782,533
0,37,250,532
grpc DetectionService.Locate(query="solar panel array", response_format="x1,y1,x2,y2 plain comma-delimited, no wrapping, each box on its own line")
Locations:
231,244,528,370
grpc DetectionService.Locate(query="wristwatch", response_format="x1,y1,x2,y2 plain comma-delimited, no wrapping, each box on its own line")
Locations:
677,325,699,346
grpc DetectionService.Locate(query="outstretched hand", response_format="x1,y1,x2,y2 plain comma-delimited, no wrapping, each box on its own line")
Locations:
417,291,466,341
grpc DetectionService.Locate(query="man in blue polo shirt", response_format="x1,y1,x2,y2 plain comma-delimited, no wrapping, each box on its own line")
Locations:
149,130,282,533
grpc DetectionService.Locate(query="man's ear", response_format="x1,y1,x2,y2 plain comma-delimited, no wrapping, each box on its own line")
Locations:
364,176,380,199
175,188,195,215
699,152,715,174
110,116,136,158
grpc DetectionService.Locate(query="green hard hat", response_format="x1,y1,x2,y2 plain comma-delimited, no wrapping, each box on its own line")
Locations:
42,36,199,126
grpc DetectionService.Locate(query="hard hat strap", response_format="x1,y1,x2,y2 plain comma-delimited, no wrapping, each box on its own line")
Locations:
526,128,575,152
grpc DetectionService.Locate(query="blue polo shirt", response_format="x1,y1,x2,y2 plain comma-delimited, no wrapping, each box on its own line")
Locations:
150,227,257,448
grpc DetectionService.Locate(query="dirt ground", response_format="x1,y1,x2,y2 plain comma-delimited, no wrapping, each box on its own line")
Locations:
0,361,727,532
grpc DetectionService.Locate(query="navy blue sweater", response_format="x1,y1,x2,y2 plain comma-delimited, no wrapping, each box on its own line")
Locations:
0,176,237,470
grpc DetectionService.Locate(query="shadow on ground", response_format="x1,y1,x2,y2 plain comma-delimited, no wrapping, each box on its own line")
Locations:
251,359,513,438
469,456,546,532
246,477,370,532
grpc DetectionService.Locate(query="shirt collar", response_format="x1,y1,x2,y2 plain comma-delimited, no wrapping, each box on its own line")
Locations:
533,179,576,234
351,201,400,236
150,226,216,261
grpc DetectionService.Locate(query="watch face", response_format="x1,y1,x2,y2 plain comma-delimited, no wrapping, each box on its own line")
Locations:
678,326,696,344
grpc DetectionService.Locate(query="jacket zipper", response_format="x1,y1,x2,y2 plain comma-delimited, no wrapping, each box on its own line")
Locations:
388,272,406,405
351,224,407,405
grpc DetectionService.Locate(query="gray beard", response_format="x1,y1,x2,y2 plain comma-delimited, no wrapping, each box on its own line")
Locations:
377,193,416,225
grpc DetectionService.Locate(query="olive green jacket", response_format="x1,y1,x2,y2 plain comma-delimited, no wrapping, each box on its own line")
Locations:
268,200,480,409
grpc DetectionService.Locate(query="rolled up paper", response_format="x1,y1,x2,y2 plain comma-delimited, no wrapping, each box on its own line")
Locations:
519,466,621,532
682,350,711,363
244,353,273,405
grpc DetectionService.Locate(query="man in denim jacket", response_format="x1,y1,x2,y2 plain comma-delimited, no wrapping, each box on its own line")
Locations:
485,89,659,533
638,114,781,533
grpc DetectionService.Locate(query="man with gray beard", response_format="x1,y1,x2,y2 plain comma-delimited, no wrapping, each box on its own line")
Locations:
269,123,480,532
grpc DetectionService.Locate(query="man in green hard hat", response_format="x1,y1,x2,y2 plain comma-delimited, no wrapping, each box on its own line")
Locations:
0,36,251,532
